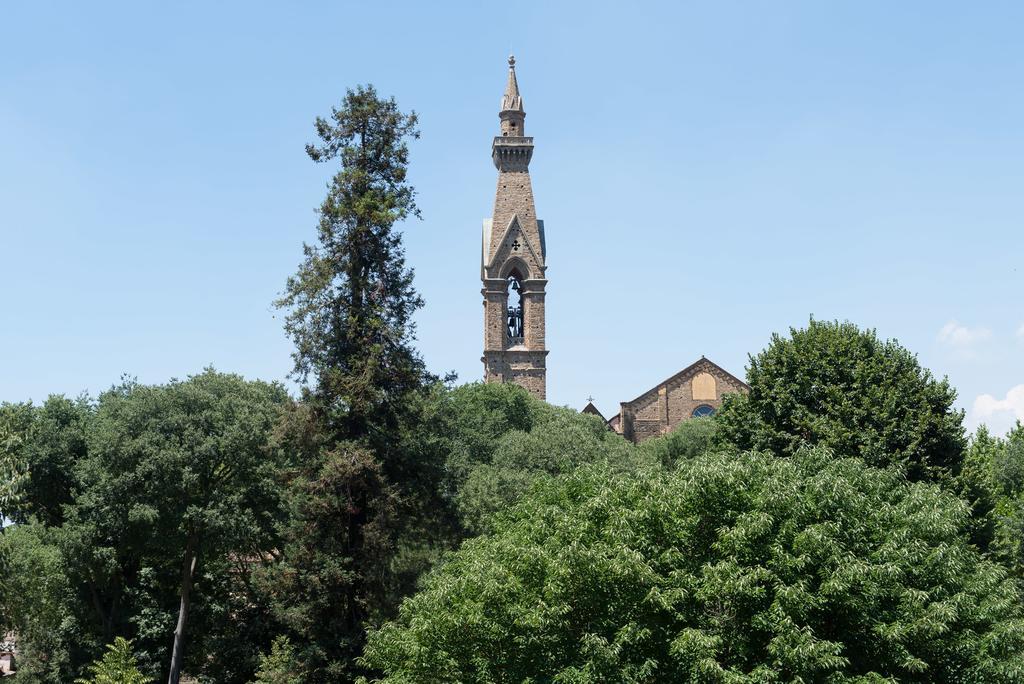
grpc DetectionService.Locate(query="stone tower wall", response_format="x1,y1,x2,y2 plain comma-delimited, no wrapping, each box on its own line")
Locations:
482,56,548,400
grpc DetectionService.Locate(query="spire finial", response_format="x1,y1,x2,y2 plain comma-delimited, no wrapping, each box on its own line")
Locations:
501,55,524,114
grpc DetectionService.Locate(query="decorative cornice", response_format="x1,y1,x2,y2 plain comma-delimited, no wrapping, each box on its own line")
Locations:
492,136,534,171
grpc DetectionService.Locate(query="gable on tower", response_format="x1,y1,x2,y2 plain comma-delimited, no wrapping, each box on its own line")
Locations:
477,56,744,414
481,56,549,400
483,215,546,278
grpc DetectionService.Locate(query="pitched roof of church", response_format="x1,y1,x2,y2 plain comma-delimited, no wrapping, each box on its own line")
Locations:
581,401,605,420
622,356,749,406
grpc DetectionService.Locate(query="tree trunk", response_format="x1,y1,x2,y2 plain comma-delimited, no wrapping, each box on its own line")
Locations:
167,539,197,684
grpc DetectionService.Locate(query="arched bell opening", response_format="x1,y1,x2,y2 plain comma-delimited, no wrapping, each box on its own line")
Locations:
505,267,524,345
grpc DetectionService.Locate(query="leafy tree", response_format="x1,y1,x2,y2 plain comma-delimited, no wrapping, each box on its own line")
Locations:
960,422,1024,574
395,382,647,537
182,552,283,684
993,421,1024,496
251,636,304,684
0,396,90,526
0,415,28,521
422,382,538,493
639,415,719,469
75,637,149,684
993,422,1024,572
267,85,434,681
362,449,1024,682
454,403,641,534
70,371,287,683
0,523,83,683
952,425,1004,553
716,319,966,483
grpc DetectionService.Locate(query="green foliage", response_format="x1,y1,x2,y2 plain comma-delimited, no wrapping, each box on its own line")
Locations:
0,523,83,683
362,449,1024,682
395,382,651,537
952,426,1003,552
259,426,399,681
78,370,287,681
275,83,426,440
266,86,438,682
1,371,288,683
959,423,1024,575
0,396,91,525
639,416,719,469
251,636,304,684
0,415,28,521
426,382,539,490
993,422,1024,495
994,423,1024,573
453,401,641,533
716,319,966,482
75,637,149,684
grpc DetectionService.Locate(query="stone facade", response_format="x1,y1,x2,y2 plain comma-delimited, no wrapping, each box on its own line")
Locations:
612,357,749,443
478,60,744,417
482,56,548,399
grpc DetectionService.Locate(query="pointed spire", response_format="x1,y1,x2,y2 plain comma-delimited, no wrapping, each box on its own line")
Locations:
501,55,524,113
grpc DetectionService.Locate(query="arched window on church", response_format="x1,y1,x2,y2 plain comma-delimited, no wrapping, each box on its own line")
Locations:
506,271,524,345
692,404,715,418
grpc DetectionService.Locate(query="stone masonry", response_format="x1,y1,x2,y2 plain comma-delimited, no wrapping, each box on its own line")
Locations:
477,58,746,418
612,357,749,443
481,56,548,399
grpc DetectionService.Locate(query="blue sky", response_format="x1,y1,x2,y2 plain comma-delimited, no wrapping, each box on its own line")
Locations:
2,1,1022,434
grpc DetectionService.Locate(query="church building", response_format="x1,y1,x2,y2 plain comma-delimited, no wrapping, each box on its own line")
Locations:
480,57,747,441
597,357,749,443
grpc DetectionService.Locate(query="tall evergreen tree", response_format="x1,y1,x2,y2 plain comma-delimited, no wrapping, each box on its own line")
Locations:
275,84,426,441
268,86,433,681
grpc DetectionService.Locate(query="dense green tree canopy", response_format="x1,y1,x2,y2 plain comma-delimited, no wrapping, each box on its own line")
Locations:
959,423,1024,574
452,400,640,534
397,382,647,536
0,523,81,683
638,416,719,470
0,418,28,522
362,449,1024,682
0,371,289,683
716,319,966,482
0,395,90,526
79,371,288,683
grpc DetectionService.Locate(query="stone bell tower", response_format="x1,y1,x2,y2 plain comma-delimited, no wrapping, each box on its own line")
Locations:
481,55,548,399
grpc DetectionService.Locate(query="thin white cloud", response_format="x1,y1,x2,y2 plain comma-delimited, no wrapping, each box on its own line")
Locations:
937,320,992,348
1016,322,1024,340
968,384,1024,436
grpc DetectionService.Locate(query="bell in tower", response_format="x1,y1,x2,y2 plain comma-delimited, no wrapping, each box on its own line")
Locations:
480,56,548,400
